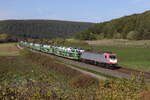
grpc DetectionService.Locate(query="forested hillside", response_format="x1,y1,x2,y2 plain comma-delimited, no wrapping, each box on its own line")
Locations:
75,10,150,40
0,20,94,39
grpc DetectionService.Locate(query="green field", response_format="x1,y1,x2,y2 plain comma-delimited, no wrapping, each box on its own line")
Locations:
93,46,150,72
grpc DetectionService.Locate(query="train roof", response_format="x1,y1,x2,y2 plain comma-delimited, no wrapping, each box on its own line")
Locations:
84,51,115,55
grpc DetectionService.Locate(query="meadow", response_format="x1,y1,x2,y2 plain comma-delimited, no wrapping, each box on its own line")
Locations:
0,48,149,100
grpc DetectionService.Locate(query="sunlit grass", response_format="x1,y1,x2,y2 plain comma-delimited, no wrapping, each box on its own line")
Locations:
0,51,19,56
0,43,17,48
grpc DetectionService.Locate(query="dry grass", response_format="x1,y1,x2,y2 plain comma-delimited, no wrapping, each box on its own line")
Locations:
0,50,99,99
69,74,97,88
86,39,150,48
0,43,19,56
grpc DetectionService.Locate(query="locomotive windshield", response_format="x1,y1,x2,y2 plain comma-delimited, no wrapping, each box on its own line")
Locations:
109,55,116,59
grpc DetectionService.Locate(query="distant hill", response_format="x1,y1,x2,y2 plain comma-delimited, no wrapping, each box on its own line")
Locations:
0,20,94,39
75,10,150,40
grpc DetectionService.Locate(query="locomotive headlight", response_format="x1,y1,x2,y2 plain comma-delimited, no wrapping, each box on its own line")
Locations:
110,59,117,63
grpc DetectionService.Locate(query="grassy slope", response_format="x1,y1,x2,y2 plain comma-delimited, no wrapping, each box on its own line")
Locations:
0,50,99,99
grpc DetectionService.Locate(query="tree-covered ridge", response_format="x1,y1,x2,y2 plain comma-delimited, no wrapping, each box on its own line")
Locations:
0,20,94,39
75,10,150,40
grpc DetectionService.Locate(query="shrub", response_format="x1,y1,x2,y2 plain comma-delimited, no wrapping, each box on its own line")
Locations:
94,33,105,40
113,32,122,39
96,74,147,100
126,31,141,40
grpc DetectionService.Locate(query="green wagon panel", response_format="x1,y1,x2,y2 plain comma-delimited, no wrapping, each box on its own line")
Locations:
53,48,80,60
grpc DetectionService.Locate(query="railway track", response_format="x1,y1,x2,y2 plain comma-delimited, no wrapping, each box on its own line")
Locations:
18,44,150,82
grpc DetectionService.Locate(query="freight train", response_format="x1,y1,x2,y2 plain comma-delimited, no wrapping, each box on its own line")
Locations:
20,41,118,66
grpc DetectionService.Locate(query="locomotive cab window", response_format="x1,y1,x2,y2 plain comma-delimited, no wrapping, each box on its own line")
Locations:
109,56,116,59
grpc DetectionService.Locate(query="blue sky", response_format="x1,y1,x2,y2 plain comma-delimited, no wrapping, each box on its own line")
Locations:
0,0,150,22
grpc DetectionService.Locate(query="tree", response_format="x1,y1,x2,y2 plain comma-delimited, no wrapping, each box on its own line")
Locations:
0,20,94,39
